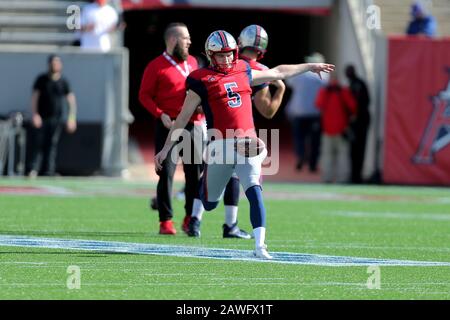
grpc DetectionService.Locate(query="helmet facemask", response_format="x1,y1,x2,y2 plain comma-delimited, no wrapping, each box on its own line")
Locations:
208,48,238,73
205,30,239,73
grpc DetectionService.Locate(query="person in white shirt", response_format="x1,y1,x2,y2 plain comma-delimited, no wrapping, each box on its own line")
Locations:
80,0,119,52
285,52,329,172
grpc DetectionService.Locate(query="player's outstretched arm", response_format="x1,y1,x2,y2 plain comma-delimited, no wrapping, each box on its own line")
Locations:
253,80,286,119
154,90,201,171
251,63,335,86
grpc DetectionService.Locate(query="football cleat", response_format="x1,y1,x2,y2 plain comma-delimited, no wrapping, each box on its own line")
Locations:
253,244,273,260
150,196,158,210
187,217,201,237
182,215,191,234
223,223,252,239
159,220,176,235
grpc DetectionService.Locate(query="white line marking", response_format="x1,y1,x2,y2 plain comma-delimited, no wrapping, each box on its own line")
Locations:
324,210,450,221
1,235,450,267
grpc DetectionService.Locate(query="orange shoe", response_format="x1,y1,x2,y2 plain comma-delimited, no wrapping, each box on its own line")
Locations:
182,215,191,234
159,220,176,235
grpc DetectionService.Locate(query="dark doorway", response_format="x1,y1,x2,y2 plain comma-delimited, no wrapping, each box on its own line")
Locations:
124,8,314,134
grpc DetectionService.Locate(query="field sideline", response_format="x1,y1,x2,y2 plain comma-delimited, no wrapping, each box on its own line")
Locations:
1,177,450,299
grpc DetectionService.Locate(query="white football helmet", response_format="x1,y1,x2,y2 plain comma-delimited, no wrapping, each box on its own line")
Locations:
205,30,238,73
238,25,268,60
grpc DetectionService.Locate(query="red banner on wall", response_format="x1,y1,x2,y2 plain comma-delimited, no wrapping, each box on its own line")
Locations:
383,36,450,186
121,0,332,15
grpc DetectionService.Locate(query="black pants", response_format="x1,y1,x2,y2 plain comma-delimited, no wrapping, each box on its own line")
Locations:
350,118,370,184
291,116,321,171
30,118,63,176
155,120,203,222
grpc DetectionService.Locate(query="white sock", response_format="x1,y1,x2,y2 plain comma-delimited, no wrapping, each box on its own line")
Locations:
253,227,266,248
224,205,238,227
191,198,205,221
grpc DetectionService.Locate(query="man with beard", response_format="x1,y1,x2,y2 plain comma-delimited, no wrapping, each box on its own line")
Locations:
139,23,205,235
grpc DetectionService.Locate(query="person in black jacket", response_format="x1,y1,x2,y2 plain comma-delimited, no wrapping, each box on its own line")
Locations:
345,65,370,184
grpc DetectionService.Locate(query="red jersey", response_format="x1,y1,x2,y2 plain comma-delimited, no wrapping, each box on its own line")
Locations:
315,86,357,135
186,59,255,138
139,52,204,123
239,55,269,94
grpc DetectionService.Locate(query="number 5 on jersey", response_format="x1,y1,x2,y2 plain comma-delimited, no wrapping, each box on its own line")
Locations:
224,82,242,108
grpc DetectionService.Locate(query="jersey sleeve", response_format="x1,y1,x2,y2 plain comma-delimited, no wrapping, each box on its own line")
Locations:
249,61,269,93
138,60,164,118
243,60,253,85
252,83,269,94
186,74,207,100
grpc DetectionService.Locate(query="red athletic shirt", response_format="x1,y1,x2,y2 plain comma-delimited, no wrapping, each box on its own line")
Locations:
139,52,204,123
315,86,357,135
186,59,255,138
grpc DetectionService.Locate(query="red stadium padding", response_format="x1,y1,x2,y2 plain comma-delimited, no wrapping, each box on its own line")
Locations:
121,0,332,15
383,36,450,186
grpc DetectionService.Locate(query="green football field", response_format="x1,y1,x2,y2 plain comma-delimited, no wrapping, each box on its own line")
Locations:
1,177,450,300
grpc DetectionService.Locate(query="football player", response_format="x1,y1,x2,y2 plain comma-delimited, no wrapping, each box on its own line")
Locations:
187,25,286,240
155,30,334,259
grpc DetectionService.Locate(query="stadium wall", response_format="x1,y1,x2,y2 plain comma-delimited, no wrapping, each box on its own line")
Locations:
320,0,378,181
0,46,132,176
382,36,450,186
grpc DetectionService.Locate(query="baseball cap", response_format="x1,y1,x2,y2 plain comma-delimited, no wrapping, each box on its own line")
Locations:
305,52,325,64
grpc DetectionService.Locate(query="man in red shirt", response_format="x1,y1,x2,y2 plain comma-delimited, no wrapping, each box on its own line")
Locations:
155,30,334,259
139,22,204,235
315,75,357,183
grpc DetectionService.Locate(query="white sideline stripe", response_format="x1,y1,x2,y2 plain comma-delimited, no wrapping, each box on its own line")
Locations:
1,235,450,267
324,210,450,221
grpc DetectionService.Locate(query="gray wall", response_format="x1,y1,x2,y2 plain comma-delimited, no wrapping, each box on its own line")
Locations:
0,45,131,176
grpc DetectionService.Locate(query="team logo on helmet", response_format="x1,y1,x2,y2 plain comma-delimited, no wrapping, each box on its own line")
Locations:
238,25,268,60
205,30,238,73
412,68,450,164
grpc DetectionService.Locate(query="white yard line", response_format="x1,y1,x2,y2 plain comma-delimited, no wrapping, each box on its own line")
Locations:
1,234,450,267
322,210,450,221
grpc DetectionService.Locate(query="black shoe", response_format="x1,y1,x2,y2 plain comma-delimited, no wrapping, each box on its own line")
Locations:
188,217,201,237
309,166,318,173
223,223,252,239
150,197,158,211
296,159,304,171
